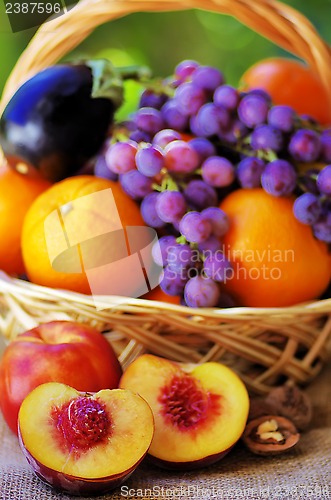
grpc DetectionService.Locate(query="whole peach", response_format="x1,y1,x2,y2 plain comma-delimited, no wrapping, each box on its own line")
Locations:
0,320,122,434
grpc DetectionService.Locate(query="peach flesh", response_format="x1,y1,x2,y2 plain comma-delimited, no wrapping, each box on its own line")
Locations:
159,374,220,431
154,372,225,470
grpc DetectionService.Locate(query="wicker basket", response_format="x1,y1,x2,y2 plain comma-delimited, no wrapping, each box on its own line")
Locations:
1,0,331,395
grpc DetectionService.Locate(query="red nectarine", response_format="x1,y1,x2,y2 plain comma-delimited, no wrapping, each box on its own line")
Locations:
0,321,122,434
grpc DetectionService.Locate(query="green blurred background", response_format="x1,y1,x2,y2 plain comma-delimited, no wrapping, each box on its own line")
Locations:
0,0,330,111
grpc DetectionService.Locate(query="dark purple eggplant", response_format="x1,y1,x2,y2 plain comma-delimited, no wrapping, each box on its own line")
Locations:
0,60,124,182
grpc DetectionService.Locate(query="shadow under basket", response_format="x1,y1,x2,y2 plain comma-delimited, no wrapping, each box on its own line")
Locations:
1,0,331,395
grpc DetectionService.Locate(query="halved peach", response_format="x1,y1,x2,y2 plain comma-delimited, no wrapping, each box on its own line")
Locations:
18,382,154,496
119,354,249,470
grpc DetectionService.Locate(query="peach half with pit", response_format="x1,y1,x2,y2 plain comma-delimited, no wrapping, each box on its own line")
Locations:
119,354,250,470
18,382,154,496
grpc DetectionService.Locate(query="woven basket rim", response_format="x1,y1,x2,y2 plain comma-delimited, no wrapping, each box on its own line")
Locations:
1,271,331,318
1,268,331,396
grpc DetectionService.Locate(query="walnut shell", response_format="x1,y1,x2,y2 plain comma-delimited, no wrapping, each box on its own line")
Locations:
243,415,300,456
265,385,312,430
248,398,279,421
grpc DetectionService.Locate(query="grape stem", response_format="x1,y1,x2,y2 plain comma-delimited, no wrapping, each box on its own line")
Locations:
153,174,180,192
116,64,153,82
220,135,279,162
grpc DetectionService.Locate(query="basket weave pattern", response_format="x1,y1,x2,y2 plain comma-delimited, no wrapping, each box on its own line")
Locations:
1,0,331,394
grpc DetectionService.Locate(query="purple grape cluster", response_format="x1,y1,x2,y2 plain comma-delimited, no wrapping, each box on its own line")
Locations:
94,59,331,306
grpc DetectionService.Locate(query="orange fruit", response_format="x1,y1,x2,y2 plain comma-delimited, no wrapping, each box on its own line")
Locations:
142,286,181,305
220,188,331,307
22,175,149,295
0,163,51,275
240,58,331,125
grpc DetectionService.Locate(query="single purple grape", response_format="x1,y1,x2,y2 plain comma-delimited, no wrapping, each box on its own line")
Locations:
313,212,331,243
250,124,284,152
293,193,322,225
174,82,207,116
191,65,224,93
161,100,189,131
268,105,295,132
249,88,272,103
139,89,168,110
237,93,269,128
105,141,137,174
194,103,220,137
152,235,177,266
317,165,331,195
140,192,165,228
195,103,230,137
188,137,216,162
189,115,205,137
160,265,188,296
153,128,182,148
94,155,118,181
119,170,153,200
201,207,229,237
198,235,222,253
219,118,249,144
135,145,165,177
134,107,164,135
203,252,233,282
213,84,240,111
129,130,151,143
236,157,265,188
201,156,235,187
320,129,331,163
167,243,194,272
214,106,231,132
175,60,200,82
184,276,220,307
288,129,321,162
184,179,218,210
261,159,297,196
179,211,212,243
155,190,187,223
164,140,200,173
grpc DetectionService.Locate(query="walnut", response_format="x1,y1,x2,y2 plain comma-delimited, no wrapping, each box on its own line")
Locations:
243,415,300,456
265,384,312,430
248,397,278,421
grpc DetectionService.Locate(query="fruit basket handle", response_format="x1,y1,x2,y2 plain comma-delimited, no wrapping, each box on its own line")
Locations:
1,0,331,113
